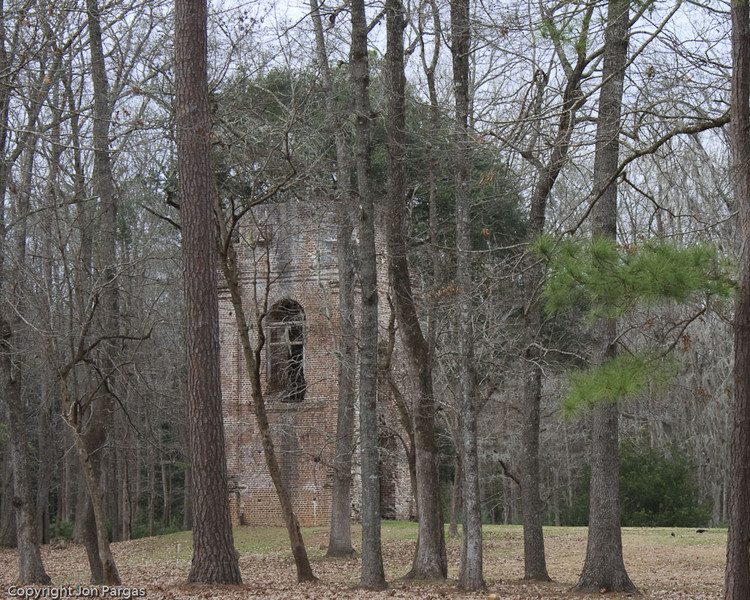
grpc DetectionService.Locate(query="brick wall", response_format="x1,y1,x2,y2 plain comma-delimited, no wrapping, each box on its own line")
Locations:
220,202,413,527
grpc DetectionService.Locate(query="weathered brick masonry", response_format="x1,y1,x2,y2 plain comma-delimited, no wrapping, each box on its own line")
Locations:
220,202,413,527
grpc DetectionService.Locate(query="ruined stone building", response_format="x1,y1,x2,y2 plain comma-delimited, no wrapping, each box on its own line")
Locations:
220,202,414,527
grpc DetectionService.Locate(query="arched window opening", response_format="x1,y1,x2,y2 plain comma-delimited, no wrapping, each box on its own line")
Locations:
265,299,306,402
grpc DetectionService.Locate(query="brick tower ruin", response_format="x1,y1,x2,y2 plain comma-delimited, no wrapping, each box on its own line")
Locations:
220,202,413,527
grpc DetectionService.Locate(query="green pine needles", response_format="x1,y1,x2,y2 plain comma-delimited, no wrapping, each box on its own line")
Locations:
561,353,678,418
535,236,734,319
534,235,735,415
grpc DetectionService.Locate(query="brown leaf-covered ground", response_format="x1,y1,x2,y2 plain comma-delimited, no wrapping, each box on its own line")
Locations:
0,524,725,599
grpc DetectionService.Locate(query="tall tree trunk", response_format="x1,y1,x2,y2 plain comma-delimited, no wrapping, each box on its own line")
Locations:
85,0,121,559
725,1,750,598
183,465,193,531
0,452,16,547
519,357,549,579
0,0,47,581
175,0,242,585
2,361,51,584
68,424,121,585
418,0,442,356
56,348,119,582
121,458,131,541
414,0,444,537
308,0,357,558
449,453,460,538
37,81,64,549
518,5,592,580
350,0,386,588
572,0,637,593
1,93,50,584
36,397,53,545
148,440,155,537
450,0,484,590
76,402,112,582
3,274,50,582
118,415,133,542
327,202,357,557
384,0,446,581
161,461,171,526
62,60,104,579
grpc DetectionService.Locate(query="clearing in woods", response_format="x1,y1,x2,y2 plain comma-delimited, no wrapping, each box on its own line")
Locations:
0,523,724,599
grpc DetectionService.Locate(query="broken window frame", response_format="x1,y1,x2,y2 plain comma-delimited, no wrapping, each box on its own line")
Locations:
264,299,306,402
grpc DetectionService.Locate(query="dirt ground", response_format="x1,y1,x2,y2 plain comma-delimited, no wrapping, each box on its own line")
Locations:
0,525,726,599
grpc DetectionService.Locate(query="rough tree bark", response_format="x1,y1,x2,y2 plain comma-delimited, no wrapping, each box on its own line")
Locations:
54,313,121,584
68,423,121,586
174,0,242,585
308,0,357,558
518,4,592,581
0,0,47,581
725,1,750,598
83,0,122,566
351,0,387,588
327,186,357,559
449,454,460,539
384,0,446,582
2,340,51,585
62,61,102,576
37,85,65,548
450,0,485,590
0,454,16,548
573,0,637,593
418,0,442,366
1,69,51,586
36,398,53,545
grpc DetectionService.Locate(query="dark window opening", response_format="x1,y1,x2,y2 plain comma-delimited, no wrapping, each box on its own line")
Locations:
266,299,306,402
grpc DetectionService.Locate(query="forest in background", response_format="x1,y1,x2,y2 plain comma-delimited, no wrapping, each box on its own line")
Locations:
0,0,743,593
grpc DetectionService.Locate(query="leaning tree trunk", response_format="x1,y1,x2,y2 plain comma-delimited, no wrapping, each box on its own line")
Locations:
214,218,316,583
573,0,637,594
69,426,121,585
725,1,750,598
216,258,317,582
175,0,242,585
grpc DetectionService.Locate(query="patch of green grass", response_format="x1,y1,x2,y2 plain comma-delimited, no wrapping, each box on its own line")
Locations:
622,526,726,547
379,520,419,541
119,522,727,565
233,526,301,554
